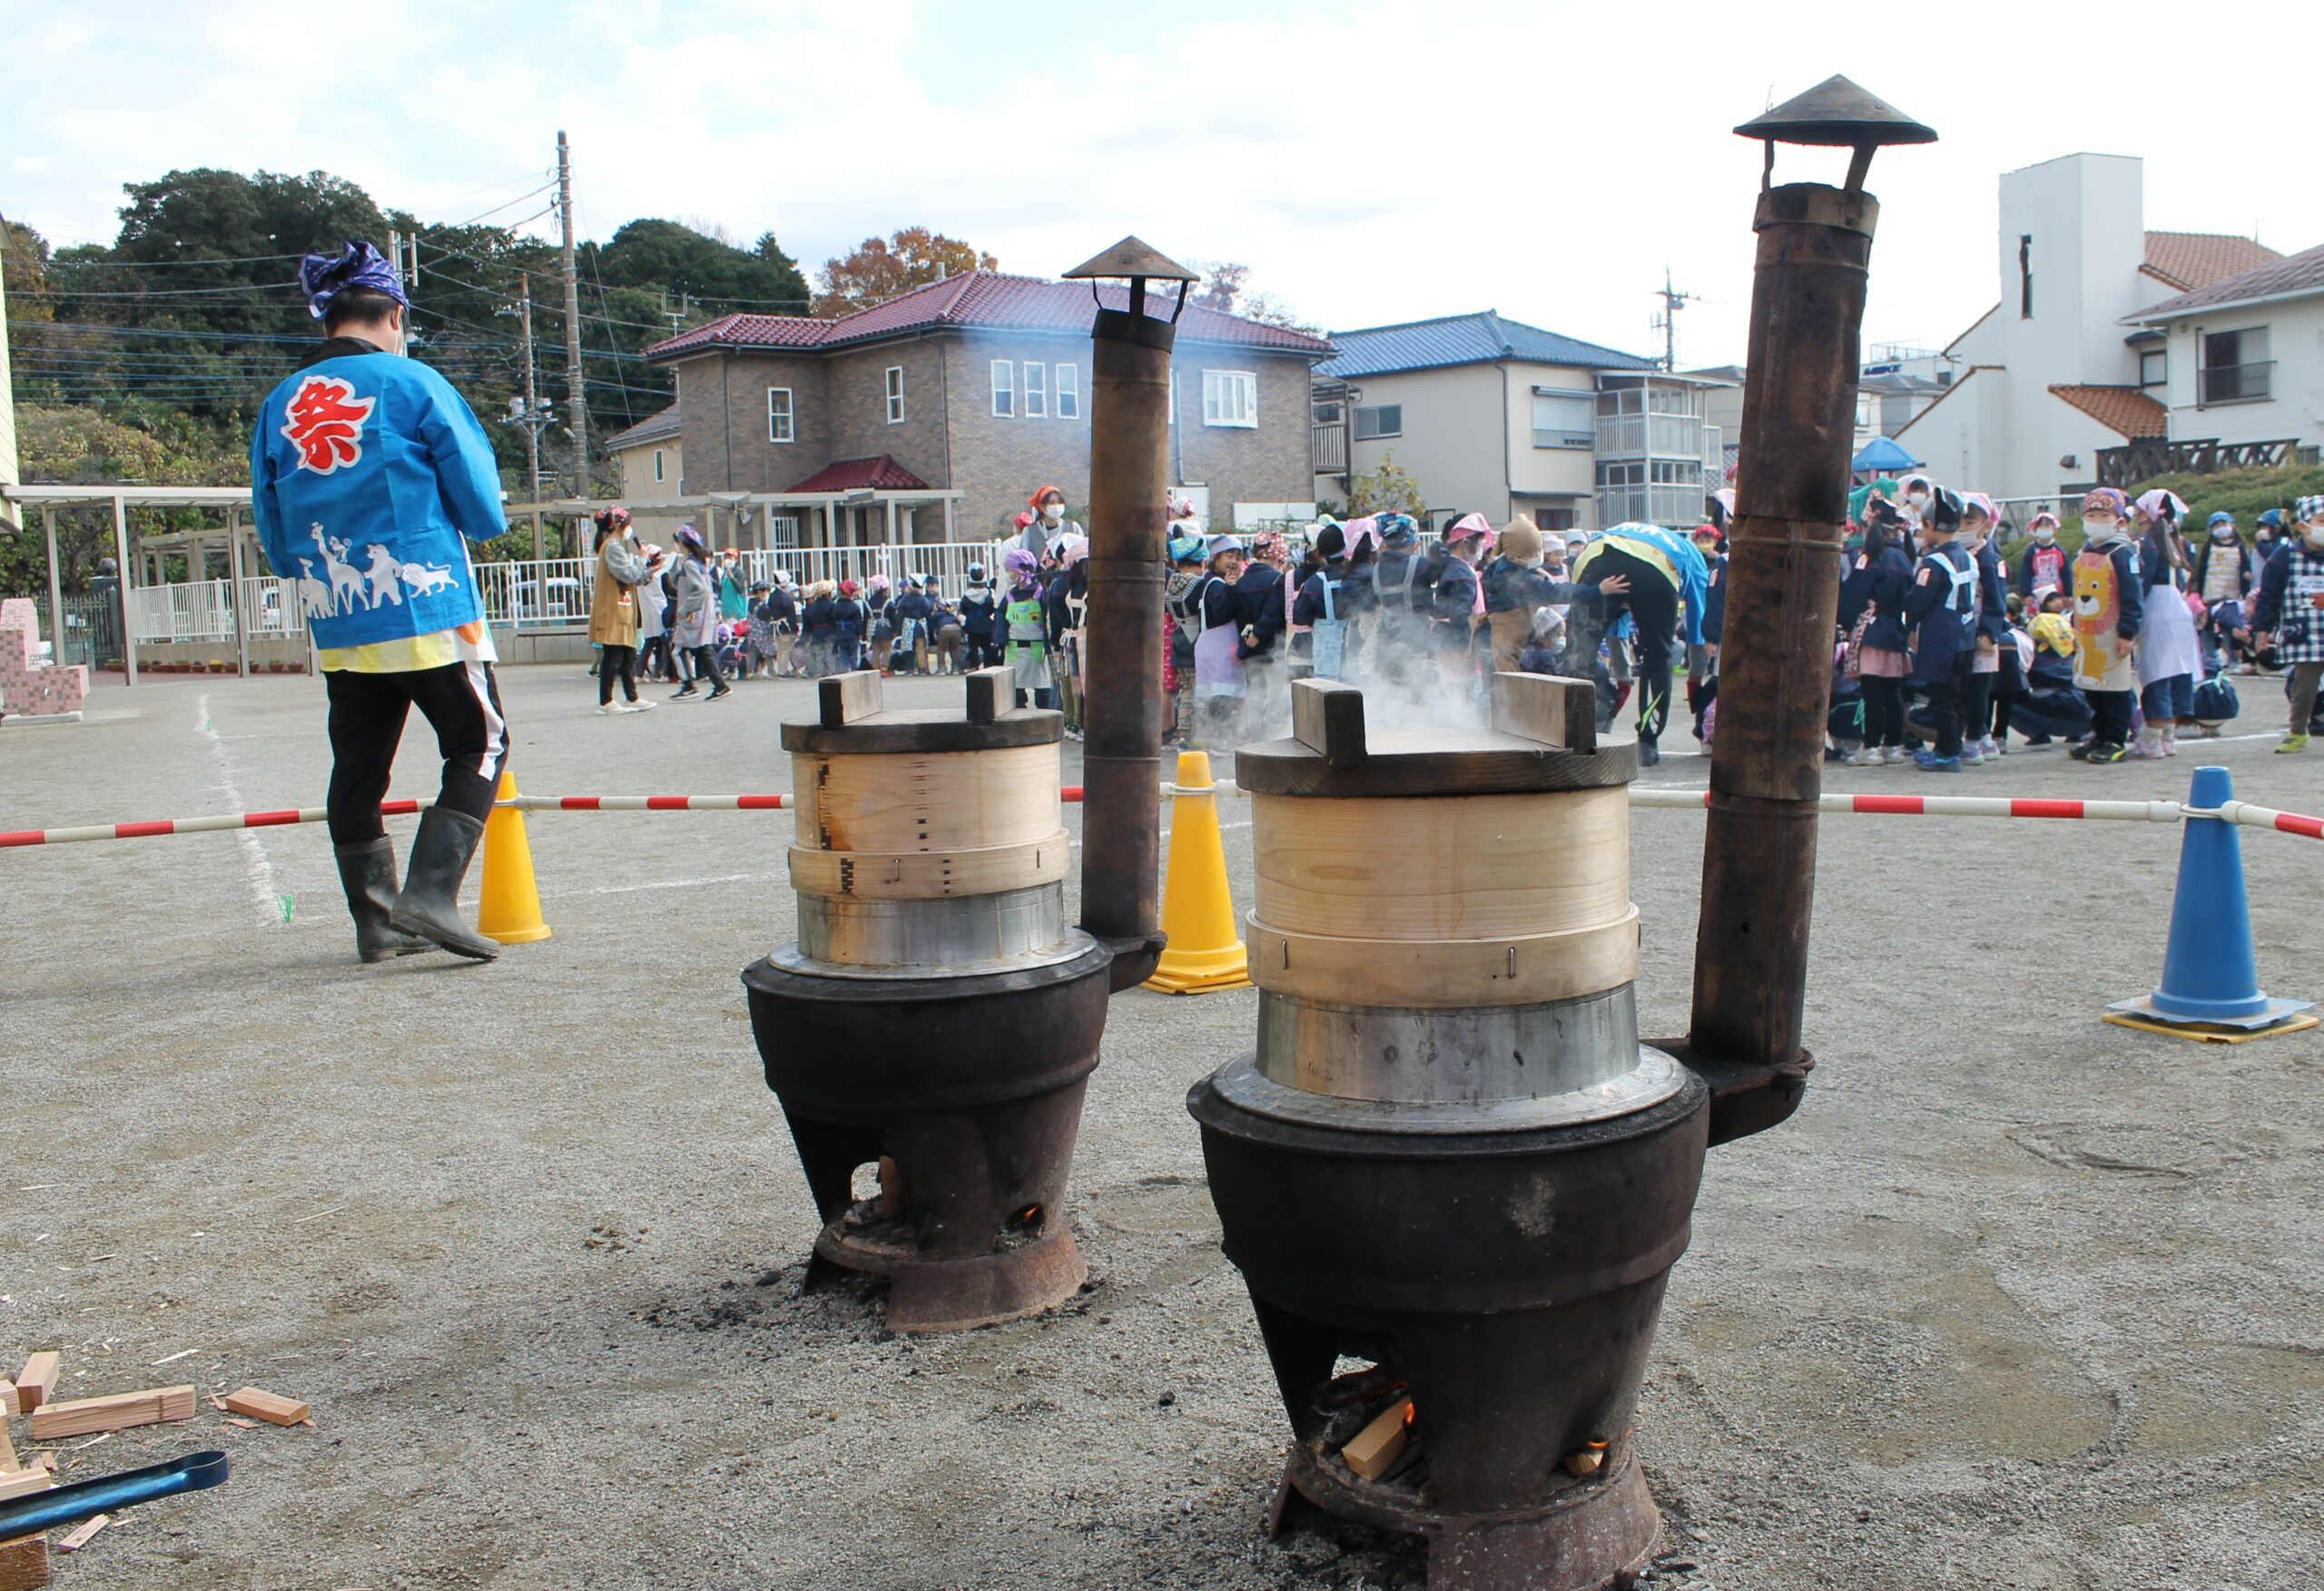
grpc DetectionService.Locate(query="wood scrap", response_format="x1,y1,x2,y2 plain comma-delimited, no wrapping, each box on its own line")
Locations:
220,1388,309,1427
0,1470,52,1501
221,1418,260,1431
11,1356,58,1417
54,1517,105,1553
0,1532,50,1591
1341,1399,1412,1481
0,1423,16,1473
28,1386,194,1441
0,1385,15,1419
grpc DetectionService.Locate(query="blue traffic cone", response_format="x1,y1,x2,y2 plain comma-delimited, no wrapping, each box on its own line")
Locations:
2105,765,2316,1040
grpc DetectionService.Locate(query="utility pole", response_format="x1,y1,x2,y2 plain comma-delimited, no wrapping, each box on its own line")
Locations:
1651,270,1694,373
498,274,556,555
557,130,588,496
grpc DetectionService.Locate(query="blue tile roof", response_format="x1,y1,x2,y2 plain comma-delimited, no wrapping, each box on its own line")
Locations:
1317,310,1657,379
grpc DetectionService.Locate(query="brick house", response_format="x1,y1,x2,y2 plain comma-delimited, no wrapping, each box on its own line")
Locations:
642,270,1333,544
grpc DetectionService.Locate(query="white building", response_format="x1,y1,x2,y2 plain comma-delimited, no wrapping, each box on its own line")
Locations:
2124,241,2324,473
1312,311,1725,532
1895,152,2280,508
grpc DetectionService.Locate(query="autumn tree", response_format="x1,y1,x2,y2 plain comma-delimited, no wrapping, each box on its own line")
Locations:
1345,451,1427,519
1184,259,1315,334
813,227,998,316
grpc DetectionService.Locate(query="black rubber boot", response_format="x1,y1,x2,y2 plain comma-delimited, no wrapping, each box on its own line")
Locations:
388,808,501,961
336,838,435,963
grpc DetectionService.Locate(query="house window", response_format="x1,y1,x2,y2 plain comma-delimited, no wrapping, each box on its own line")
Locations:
1024,362,1048,418
1537,506,1578,533
1056,363,1079,420
2018,234,2034,319
1354,403,1402,440
884,366,906,423
1202,369,1258,428
990,359,1014,417
2139,349,2167,388
1595,460,1644,487
652,447,665,482
1530,391,1592,449
767,388,793,443
2200,327,2270,405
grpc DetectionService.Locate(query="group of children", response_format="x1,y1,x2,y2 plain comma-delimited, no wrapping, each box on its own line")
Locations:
1834,477,2324,770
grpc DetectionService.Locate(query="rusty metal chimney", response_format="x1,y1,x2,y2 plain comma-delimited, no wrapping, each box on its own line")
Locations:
1062,236,1195,989
1685,77,1935,1128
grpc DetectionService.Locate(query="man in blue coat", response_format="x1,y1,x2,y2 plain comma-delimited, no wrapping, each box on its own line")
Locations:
1561,523,1710,765
251,242,511,961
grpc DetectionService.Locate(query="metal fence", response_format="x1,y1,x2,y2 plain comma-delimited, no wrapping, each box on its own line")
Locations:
64,541,1020,657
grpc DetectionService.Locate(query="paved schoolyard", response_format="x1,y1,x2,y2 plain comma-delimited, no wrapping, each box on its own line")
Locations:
2,664,2318,1589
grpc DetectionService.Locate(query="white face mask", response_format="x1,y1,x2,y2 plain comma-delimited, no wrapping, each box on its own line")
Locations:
2034,526,2055,544
2304,520,2324,547
2085,517,2120,541
1042,503,1064,523
1905,490,1930,509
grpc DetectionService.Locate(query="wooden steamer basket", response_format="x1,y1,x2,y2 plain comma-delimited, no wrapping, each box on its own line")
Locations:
1217,673,1684,1130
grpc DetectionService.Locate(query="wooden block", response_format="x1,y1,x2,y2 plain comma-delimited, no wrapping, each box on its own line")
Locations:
220,1387,310,1427
0,1470,53,1502
1342,1399,1412,1481
964,666,1010,725
1290,678,1367,769
28,1385,195,1440
0,1385,15,1419
13,1356,58,1416
1491,672,1597,754
54,1517,104,1554
0,1419,17,1474
817,670,884,729
0,1532,50,1591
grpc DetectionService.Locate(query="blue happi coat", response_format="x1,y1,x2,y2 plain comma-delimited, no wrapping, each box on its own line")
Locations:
250,345,507,651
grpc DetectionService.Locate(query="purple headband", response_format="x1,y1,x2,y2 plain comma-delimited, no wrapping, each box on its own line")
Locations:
299,241,409,320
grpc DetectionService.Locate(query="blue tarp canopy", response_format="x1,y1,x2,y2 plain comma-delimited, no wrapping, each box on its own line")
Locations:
1853,436,1919,473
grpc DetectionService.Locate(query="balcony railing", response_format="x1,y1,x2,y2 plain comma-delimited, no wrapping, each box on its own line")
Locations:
1312,420,1349,476
2200,360,2273,405
2095,437,2297,489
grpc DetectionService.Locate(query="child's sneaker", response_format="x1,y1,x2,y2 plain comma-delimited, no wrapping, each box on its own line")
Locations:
1958,745,1984,766
2085,741,2129,764
2279,733,2311,754
1842,746,1878,767
1978,735,2001,758
1881,745,1907,764
1913,750,1962,772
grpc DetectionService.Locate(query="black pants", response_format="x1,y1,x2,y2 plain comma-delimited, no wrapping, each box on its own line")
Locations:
1578,546,1677,745
1861,675,1905,748
1923,673,1964,758
1958,658,1992,744
2088,688,2134,748
684,645,726,691
640,634,672,679
325,662,508,846
597,643,638,705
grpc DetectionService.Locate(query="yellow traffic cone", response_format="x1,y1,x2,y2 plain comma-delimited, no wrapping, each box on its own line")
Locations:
477,769,552,945
1144,750,1252,995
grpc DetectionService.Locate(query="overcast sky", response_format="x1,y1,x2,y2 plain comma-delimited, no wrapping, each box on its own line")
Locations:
3,0,2309,366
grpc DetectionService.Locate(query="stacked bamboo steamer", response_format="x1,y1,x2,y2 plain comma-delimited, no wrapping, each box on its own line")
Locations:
773,668,1085,977
1221,674,1681,1127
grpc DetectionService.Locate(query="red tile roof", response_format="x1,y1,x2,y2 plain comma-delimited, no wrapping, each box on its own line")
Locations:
788,455,931,493
2142,231,2281,292
2047,384,2168,438
644,270,1334,362
2133,240,2324,321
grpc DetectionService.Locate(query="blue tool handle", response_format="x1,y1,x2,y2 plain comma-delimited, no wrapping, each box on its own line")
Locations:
0,1451,228,1539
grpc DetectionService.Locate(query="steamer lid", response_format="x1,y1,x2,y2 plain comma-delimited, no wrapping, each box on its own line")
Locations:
781,667,1064,753
1234,675,1637,797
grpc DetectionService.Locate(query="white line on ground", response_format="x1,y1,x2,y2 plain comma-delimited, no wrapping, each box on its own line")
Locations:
198,692,284,926
561,871,788,898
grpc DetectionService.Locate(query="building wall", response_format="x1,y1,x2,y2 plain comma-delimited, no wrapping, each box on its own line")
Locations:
1172,348,1315,525
1340,364,1506,523
1502,364,1598,516
613,437,684,505
824,339,953,490
2152,298,2324,450
944,329,1096,539
674,350,830,494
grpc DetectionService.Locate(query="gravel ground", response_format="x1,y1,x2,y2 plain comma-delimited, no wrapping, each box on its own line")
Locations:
2,664,2319,1591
